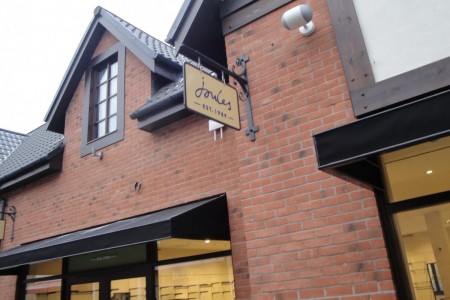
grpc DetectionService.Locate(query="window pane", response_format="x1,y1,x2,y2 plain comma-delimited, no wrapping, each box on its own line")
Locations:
26,279,61,300
98,84,107,102
156,256,235,300
157,238,231,261
108,116,117,133
394,202,450,299
110,61,118,77
88,55,120,145
109,78,117,96
382,135,450,202
28,259,62,279
97,67,107,84
96,121,106,138
111,277,145,300
109,97,117,115
97,102,107,120
70,282,99,300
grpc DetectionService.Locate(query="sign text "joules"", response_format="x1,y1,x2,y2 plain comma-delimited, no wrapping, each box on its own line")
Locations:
195,78,232,111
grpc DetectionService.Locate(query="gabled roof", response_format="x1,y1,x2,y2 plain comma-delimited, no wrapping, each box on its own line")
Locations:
0,129,26,164
45,6,184,133
0,124,65,192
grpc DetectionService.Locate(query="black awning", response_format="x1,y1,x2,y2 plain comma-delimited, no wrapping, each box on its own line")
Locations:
313,89,450,189
0,194,229,271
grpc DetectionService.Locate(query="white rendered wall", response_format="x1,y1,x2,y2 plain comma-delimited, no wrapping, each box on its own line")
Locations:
353,0,450,82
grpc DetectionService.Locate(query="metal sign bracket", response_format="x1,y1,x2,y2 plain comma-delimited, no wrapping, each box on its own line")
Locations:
181,45,259,141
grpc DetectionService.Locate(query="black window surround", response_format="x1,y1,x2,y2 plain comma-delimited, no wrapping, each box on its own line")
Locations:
327,0,450,117
81,42,125,157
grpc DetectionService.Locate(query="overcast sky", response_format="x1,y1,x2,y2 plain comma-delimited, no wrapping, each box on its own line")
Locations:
0,0,184,134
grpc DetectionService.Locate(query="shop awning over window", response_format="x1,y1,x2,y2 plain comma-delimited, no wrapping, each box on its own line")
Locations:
0,194,229,272
313,89,450,190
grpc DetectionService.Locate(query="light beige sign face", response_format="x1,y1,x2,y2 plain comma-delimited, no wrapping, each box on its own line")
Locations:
184,63,241,130
0,220,5,240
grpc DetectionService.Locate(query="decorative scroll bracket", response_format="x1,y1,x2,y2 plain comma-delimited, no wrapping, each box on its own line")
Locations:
180,45,259,141
2,205,17,242
233,55,259,141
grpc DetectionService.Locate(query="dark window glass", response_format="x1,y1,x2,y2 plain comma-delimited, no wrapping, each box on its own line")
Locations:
91,58,118,140
80,43,124,157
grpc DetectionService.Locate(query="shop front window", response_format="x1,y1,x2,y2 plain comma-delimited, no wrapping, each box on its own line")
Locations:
26,279,62,300
394,203,450,299
156,256,235,300
155,238,234,300
22,239,234,300
26,259,62,300
382,135,450,299
70,282,99,300
157,238,231,261
382,136,450,202
111,277,146,300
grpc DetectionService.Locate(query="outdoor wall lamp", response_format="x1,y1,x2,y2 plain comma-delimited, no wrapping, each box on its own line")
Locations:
91,147,103,160
281,4,315,36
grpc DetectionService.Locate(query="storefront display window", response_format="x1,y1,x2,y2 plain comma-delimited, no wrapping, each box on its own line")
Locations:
382,135,450,299
382,136,450,202
111,277,146,300
21,238,234,300
70,282,99,300
394,203,450,299
26,279,62,300
28,259,62,279
156,256,235,300
157,238,231,261
26,259,63,300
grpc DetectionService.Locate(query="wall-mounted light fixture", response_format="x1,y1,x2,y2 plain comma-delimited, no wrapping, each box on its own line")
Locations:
281,4,315,36
91,147,103,160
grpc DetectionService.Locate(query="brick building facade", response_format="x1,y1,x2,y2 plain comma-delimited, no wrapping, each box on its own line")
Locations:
1,1,450,299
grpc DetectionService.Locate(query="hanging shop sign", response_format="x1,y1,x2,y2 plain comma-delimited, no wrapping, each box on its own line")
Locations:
0,220,5,240
184,62,241,130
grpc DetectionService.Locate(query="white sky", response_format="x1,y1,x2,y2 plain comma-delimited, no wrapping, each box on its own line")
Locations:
0,0,184,134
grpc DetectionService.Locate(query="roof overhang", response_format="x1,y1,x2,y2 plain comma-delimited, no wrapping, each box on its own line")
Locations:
313,89,450,190
0,194,229,273
0,154,63,193
45,7,181,134
166,0,226,65
130,79,192,132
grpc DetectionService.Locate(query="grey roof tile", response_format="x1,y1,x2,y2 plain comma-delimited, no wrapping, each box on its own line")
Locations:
130,77,185,120
0,124,64,181
104,9,185,65
0,129,26,164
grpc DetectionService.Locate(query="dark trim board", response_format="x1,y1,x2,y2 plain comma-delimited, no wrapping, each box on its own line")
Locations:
351,56,450,116
326,0,374,92
327,0,450,117
221,0,293,34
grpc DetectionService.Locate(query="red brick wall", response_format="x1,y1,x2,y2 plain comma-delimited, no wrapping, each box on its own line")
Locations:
1,30,241,244
1,2,398,299
0,30,243,299
0,276,16,299
225,0,396,299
